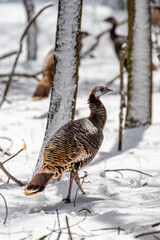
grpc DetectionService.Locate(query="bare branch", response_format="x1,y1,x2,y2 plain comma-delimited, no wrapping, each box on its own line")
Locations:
0,51,18,60
0,3,54,108
0,162,24,186
0,71,43,81
66,216,73,240
81,18,127,59
0,193,8,225
0,147,11,156
104,169,152,177
135,231,160,238
2,148,24,164
92,226,125,234
56,209,61,232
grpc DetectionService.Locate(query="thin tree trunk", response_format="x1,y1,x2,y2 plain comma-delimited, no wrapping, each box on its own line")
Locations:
125,0,152,128
35,0,83,172
23,0,37,60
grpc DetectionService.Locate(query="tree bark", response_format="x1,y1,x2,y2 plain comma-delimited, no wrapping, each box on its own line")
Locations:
23,0,37,60
125,0,152,128
35,0,83,172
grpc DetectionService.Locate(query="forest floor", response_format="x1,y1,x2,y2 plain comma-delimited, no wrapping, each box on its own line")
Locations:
0,1,160,240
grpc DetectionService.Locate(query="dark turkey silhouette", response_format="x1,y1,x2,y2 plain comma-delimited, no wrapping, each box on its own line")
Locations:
32,31,90,101
104,17,127,68
25,86,113,203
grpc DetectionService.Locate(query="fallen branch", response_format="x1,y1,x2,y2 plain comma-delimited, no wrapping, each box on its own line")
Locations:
0,147,25,186
0,147,11,156
104,169,152,177
0,193,8,225
0,162,24,186
2,148,24,164
92,226,125,234
0,3,54,108
66,216,73,240
0,51,18,60
135,231,160,238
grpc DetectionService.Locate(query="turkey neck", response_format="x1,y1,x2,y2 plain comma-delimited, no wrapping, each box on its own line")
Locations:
88,94,107,129
110,23,118,42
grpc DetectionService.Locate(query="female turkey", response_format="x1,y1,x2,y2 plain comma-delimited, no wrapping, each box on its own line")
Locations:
104,17,127,68
25,86,113,203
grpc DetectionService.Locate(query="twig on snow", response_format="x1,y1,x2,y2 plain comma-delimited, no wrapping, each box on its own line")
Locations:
92,226,125,235
0,193,8,225
2,148,24,164
66,216,73,240
0,147,11,156
0,147,26,186
0,3,54,108
0,162,24,186
56,209,61,232
104,169,152,177
135,231,160,238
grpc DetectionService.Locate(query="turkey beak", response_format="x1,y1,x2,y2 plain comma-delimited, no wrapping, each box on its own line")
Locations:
106,87,113,93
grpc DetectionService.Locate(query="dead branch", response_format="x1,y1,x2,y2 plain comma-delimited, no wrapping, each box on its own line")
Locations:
0,162,24,186
56,232,62,240
104,169,152,177
135,231,160,238
81,29,109,58
0,3,53,108
2,148,24,164
0,136,13,156
0,147,11,156
106,71,126,87
0,71,43,81
0,193,8,225
81,18,127,59
0,147,25,186
0,51,18,60
56,209,62,233
66,216,73,240
92,226,125,234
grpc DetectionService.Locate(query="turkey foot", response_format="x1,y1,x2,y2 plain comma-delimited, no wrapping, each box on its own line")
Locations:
62,197,71,204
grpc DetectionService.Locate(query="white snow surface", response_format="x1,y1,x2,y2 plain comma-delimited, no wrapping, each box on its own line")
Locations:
0,1,160,240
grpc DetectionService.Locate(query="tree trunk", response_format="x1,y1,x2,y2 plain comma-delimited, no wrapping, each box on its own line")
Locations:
35,0,83,172
125,0,152,128
23,0,37,60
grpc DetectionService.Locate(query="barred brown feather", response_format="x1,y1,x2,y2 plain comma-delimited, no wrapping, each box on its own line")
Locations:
25,86,112,202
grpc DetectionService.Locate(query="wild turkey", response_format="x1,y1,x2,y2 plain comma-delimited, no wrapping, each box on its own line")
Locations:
32,31,90,101
25,86,113,203
104,17,127,68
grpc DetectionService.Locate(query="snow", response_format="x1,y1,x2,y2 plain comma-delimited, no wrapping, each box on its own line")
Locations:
0,1,160,240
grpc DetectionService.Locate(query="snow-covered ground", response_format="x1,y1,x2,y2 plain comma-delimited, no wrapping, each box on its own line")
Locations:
0,1,160,240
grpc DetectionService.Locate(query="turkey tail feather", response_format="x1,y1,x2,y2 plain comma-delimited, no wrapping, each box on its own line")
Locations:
24,173,53,196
